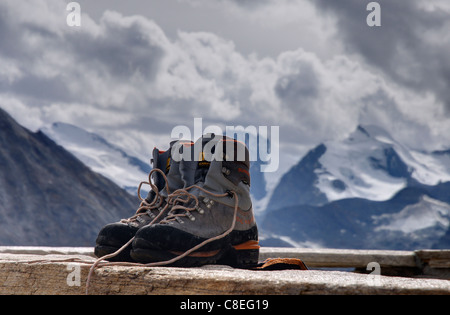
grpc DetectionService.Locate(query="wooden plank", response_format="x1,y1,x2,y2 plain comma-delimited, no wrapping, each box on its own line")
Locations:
415,250,450,269
0,246,95,257
0,253,449,295
260,247,418,268
0,246,419,268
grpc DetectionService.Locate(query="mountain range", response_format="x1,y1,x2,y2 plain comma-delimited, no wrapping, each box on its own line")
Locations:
261,125,450,250
41,122,269,205
0,108,138,246
2,105,448,250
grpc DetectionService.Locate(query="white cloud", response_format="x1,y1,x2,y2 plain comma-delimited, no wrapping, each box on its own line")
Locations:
180,0,342,59
0,0,449,166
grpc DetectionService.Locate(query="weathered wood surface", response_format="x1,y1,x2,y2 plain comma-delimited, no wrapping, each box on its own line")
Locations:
0,249,449,295
415,250,450,268
260,247,450,278
0,246,420,268
259,247,418,268
1,246,448,270
0,246,95,257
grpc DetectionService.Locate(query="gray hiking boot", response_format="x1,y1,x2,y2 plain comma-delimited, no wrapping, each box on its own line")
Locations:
94,140,192,262
131,134,259,268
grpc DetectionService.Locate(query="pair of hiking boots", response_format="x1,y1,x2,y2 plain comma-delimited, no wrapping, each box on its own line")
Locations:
94,134,259,268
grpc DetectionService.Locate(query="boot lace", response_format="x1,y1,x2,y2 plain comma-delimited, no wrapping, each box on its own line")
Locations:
160,187,233,224
86,179,239,294
120,168,170,225
159,187,200,224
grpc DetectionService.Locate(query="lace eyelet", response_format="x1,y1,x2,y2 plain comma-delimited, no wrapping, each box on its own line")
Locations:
176,217,184,224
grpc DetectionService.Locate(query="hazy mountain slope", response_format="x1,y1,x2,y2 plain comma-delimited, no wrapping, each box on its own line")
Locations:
0,108,138,246
41,122,151,195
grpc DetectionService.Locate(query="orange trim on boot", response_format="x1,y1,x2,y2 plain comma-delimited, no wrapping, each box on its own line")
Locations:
233,240,260,251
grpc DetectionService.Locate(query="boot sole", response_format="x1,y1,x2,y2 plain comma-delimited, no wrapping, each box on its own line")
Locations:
131,240,259,269
94,244,134,262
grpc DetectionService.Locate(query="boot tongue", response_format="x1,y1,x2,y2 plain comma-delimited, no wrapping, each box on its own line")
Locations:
144,141,176,202
181,133,218,186
151,141,176,188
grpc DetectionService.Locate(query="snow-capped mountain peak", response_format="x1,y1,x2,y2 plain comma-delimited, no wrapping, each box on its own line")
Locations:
41,122,151,195
315,125,450,203
316,125,406,202
262,124,450,249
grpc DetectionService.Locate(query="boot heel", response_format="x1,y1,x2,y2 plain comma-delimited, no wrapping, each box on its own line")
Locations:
219,240,259,268
234,248,259,268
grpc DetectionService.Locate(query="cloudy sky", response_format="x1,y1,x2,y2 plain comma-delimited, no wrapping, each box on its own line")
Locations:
1,0,450,178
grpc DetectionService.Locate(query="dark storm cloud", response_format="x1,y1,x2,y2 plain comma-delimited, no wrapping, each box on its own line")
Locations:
0,9,23,58
8,74,72,102
0,6,57,61
310,0,450,111
65,12,166,80
275,63,319,104
0,1,171,113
